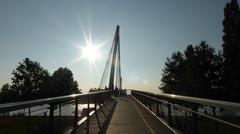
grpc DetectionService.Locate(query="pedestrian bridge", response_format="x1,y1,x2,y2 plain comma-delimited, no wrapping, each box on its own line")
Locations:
1,26,240,134
0,89,240,134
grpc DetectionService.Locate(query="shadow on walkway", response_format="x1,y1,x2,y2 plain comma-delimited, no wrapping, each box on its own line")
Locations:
106,96,175,134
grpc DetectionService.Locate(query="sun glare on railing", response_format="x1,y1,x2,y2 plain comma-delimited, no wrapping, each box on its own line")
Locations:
70,94,77,97
171,94,176,98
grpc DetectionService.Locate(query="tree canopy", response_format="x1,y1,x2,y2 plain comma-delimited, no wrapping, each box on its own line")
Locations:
11,58,50,101
160,0,240,102
222,0,240,102
0,58,80,103
49,67,79,97
160,41,224,100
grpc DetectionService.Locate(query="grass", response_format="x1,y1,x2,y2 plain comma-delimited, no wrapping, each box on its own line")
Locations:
0,116,74,134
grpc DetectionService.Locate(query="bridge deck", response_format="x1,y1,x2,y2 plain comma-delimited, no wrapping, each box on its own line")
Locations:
106,96,175,134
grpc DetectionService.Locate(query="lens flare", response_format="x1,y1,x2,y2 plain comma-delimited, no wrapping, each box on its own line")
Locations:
81,42,101,63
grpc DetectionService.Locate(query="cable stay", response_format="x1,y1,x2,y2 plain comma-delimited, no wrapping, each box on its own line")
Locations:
99,25,122,92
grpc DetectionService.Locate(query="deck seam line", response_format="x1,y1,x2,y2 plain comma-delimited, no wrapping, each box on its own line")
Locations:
131,95,179,134
129,97,156,134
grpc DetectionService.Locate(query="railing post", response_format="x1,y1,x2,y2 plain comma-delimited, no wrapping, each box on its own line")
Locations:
86,96,90,134
156,102,159,116
94,95,97,111
94,95,101,128
101,93,104,107
49,103,54,133
160,102,165,118
59,104,61,118
72,98,78,134
192,105,198,134
27,107,31,134
212,106,220,134
149,99,152,111
167,104,172,126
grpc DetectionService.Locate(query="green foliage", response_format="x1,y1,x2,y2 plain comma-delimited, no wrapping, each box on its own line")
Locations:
0,58,81,103
222,0,240,102
48,67,80,97
0,83,12,103
1,83,11,94
161,51,185,94
160,41,224,100
161,0,240,102
10,58,50,101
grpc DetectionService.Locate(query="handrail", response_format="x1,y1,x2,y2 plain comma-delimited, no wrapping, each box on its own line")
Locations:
132,91,240,129
131,90,240,110
131,90,240,134
0,90,111,113
0,90,113,134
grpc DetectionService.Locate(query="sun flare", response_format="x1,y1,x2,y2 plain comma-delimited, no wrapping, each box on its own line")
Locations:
72,30,105,67
81,43,101,62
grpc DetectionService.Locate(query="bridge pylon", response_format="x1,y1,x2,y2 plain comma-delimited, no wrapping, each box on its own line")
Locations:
99,25,122,92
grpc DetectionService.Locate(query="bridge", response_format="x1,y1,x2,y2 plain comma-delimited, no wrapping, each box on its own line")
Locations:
0,26,240,134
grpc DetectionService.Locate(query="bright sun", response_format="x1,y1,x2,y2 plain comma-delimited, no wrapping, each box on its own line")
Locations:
81,43,101,62
72,31,104,66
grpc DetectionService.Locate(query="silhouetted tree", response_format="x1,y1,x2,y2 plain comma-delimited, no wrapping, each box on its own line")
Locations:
1,83,11,95
160,51,185,94
183,45,196,96
11,58,50,100
0,83,12,103
73,80,79,93
160,42,224,100
222,0,240,102
190,42,224,99
0,58,82,103
49,67,80,97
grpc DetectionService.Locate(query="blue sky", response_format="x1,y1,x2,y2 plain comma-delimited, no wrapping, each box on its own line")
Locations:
0,0,229,93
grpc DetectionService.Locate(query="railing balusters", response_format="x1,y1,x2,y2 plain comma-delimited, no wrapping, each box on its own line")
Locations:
86,96,90,134
0,90,112,134
72,98,78,134
131,90,240,134
192,105,198,134
27,107,31,134
49,103,54,133
167,104,172,126
149,98,152,111
59,104,61,118
156,101,160,116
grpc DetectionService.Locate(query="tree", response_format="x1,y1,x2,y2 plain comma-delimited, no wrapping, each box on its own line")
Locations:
0,58,81,103
11,58,50,100
222,0,240,102
0,83,12,103
160,42,224,100
192,42,223,99
160,51,185,94
1,83,11,95
49,67,80,97
183,45,196,96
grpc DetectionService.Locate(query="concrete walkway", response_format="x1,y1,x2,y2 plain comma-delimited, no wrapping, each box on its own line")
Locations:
106,96,175,134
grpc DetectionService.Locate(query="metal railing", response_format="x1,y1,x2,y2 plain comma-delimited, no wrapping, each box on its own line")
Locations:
0,90,112,134
131,90,240,134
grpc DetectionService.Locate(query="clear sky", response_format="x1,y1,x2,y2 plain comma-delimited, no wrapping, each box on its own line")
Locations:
0,0,229,93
